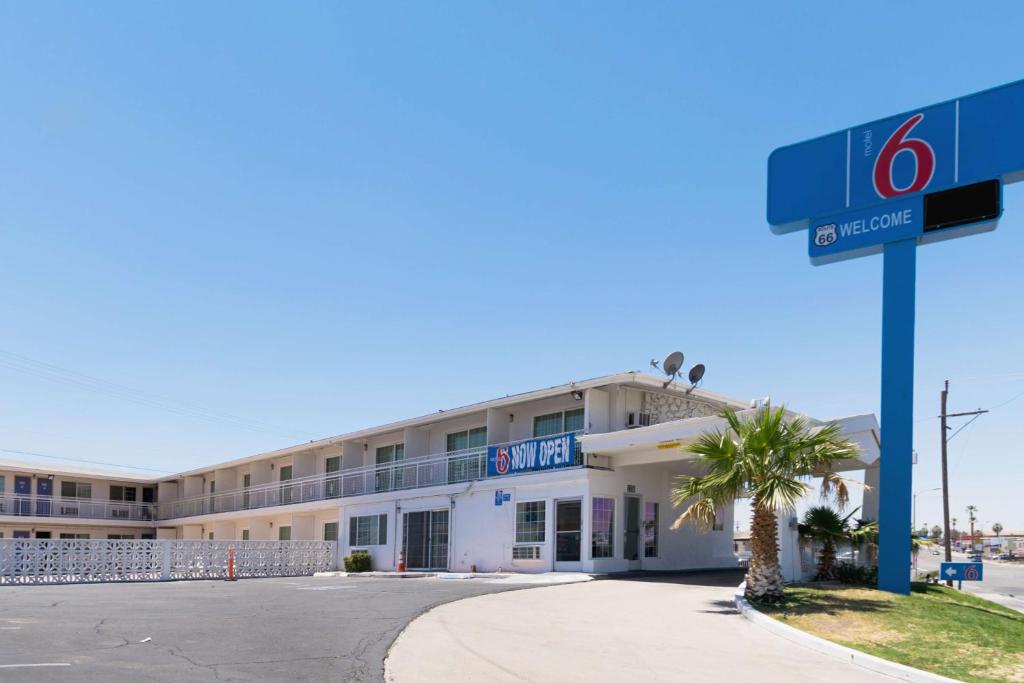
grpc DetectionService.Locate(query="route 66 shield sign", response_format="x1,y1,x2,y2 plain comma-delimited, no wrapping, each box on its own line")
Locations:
814,223,837,247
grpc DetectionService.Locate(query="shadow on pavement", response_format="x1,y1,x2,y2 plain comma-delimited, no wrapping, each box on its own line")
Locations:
599,568,746,588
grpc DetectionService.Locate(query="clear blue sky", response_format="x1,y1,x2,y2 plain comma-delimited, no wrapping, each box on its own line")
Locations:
1,3,1022,530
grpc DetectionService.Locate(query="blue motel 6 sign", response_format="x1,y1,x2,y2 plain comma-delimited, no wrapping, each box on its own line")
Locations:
487,433,576,478
940,562,983,582
768,79,1024,595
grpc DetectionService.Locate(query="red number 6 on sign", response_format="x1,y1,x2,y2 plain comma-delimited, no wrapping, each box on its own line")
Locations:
872,113,936,198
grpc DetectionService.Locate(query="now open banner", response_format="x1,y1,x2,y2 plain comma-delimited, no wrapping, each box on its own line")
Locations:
486,433,577,477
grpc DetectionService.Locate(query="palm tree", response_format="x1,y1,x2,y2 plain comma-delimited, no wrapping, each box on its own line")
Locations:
992,522,1003,537
850,519,925,578
800,506,861,580
910,534,931,562
671,404,860,600
852,518,879,567
966,505,979,548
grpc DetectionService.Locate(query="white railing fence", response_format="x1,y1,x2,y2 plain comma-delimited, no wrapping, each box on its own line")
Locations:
0,539,336,585
0,494,156,522
160,431,585,521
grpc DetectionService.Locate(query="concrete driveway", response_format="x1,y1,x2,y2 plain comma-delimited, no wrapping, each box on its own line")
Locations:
385,571,893,682
0,575,524,682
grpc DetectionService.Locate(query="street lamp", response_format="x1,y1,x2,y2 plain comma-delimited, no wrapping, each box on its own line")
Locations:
913,488,941,535
911,487,941,576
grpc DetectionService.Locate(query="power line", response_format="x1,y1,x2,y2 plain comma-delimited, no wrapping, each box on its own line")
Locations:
947,412,984,442
987,388,1024,411
0,349,314,439
0,447,172,474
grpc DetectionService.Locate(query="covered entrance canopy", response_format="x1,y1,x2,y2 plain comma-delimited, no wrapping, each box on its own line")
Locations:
579,409,879,470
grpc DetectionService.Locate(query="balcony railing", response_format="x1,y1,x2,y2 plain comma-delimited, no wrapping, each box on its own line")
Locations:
159,432,584,521
0,495,157,522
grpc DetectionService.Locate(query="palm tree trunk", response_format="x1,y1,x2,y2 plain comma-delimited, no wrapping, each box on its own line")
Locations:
747,503,785,600
818,539,836,580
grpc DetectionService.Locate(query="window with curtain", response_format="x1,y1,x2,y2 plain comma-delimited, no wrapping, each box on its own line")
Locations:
534,409,585,438
60,481,91,499
445,426,486,453
326,456,341,497
564,408,585,432
591,497,615,558
349,513,388,545
533,412,564,437
375,444,404,491
447,427,487,482
110,486,137,502
279,465,293,504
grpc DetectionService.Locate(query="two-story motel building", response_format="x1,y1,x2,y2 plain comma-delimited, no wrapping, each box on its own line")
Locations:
0,372,880,575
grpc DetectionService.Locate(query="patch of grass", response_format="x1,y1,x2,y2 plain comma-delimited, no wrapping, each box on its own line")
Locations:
754,582,1024,683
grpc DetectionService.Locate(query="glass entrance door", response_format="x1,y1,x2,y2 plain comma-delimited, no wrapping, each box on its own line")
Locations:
402,509,449,570
624,495,641,568
555,499,582,569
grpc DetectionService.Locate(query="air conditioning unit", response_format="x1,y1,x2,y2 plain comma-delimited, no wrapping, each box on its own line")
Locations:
626,412,653,429
512,545,541,560
60,506,79,516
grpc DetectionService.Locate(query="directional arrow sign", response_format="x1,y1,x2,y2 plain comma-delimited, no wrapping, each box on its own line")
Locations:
940,562,983,582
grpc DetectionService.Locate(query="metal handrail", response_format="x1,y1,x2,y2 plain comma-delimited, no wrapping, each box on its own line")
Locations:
159,431,584,521
0,494,158,522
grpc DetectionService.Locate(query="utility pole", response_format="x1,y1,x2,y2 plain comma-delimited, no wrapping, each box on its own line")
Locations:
939,380,987,586
941,381,952,585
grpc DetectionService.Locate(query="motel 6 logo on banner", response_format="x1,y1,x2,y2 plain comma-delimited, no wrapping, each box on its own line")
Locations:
851,105,954,207
493,446,511,475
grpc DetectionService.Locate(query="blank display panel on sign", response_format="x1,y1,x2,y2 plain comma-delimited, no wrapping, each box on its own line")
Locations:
924,180,1001,233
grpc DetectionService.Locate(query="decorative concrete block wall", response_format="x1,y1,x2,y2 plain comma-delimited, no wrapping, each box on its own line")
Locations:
641,392,718,424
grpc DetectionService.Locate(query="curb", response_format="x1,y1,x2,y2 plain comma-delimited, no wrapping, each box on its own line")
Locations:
314,571,435,579
733,583,961,683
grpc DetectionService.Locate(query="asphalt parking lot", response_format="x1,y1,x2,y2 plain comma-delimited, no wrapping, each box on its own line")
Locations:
0,576,523,682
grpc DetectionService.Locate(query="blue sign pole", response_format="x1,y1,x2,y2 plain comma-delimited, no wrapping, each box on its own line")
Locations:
877,239,916,594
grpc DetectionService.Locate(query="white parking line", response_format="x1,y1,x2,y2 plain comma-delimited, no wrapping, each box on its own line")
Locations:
0,663,71,669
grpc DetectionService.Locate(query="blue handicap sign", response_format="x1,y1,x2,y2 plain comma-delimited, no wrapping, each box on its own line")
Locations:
941,562,983,582
494,490,503,506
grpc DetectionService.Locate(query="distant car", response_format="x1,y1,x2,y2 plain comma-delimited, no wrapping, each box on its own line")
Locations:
968,553,984,562
930,549,940,555
993,553,1012,561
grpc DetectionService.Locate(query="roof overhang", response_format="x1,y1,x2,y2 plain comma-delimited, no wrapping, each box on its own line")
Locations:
580,410,880,471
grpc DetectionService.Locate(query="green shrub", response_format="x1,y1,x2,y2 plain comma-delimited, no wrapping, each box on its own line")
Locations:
835,561,877,586
343,551,372,573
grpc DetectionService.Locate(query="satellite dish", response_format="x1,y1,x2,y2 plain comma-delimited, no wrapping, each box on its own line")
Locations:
662,351,684,377
688,364,706,385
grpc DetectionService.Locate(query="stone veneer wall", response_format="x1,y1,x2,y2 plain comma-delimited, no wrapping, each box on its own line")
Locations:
641,391,718,424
